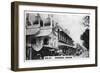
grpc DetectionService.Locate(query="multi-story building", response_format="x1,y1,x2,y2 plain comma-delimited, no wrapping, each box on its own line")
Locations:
26,13,75,60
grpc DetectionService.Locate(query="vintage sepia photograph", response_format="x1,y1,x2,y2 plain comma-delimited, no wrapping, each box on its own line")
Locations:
25,12,90,60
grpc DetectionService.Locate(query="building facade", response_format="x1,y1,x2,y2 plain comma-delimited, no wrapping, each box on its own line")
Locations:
26,13,75,60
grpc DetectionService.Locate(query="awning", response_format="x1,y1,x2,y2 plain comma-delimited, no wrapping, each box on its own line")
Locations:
35,29,52,37
26,28,40,35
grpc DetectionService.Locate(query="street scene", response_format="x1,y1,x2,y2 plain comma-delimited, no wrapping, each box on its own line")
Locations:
25,12,90,60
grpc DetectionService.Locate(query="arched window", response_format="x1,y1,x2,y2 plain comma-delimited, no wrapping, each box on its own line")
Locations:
44,17,51,26
33,16,39,25
33,14,43,27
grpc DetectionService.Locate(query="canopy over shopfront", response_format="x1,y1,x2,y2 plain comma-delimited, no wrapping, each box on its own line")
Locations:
35,29,52,37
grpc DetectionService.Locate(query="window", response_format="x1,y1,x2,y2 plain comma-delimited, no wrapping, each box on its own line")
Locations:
26,13,31,26
40,20,43,27
44,18,51,26
33,16,39,25
43,38,49,45
33,20,39,25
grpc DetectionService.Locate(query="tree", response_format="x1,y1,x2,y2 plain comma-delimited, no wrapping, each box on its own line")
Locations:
81,29,89,51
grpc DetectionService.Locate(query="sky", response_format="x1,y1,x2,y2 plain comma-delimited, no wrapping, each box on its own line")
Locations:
53,14,87,44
